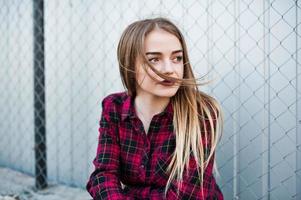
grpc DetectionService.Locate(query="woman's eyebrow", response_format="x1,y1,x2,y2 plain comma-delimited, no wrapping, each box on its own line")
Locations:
146,50,183,55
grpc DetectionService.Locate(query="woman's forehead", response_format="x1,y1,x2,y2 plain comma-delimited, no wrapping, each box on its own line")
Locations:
144,29,182,54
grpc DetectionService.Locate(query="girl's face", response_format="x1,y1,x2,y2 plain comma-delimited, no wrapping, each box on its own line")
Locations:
135,29,184,98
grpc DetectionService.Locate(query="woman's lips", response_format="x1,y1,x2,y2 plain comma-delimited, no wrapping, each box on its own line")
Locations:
159,80,175,86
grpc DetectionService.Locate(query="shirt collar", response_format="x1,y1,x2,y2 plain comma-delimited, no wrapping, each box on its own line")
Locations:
121,94,174,121
121,94,135,121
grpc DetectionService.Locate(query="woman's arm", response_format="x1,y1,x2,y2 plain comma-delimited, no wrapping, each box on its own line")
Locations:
164,152,223,199
123,152,223,200
123,184,178,200
86,99,132,200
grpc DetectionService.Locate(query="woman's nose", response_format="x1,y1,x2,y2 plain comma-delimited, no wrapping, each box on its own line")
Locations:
161,60,174,74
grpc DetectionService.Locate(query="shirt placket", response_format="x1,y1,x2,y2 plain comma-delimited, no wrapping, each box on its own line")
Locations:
133,116,152,183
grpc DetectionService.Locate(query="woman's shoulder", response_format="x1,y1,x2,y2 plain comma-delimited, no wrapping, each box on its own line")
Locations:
99,91,130,123
100,91,130,111
101,91,129,107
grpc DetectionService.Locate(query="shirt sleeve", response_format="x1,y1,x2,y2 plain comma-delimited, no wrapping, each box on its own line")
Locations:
123,152,223,200
165,152,224,200
86,99,132,200
123,185,178,200
163,152,223,199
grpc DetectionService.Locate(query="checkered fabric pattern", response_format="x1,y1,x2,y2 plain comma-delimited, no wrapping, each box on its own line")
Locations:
86,92,223,200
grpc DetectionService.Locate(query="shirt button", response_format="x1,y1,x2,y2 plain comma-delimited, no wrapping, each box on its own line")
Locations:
140,164,145,169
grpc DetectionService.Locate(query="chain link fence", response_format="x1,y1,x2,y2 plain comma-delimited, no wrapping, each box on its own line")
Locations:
0,0,300,199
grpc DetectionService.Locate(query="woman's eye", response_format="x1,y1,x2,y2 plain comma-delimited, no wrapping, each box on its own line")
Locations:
173,56,183,62
149,58,159,63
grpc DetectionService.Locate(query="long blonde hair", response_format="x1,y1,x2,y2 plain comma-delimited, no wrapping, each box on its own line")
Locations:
117,17,224,197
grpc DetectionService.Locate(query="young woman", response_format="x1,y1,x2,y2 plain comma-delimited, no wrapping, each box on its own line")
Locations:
86,17,224,200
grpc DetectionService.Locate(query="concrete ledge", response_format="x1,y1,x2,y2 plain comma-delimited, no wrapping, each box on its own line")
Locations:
0,167,91,200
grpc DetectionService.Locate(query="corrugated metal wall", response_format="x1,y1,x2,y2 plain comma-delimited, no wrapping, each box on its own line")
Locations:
0,0,300,199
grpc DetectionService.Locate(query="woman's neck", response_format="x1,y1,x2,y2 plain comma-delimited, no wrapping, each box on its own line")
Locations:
134,93,170,119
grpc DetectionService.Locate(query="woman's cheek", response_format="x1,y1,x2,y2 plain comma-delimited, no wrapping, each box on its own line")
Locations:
148,69,162,82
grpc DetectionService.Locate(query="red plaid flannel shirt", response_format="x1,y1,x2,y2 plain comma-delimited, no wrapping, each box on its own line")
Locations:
86,92,224,200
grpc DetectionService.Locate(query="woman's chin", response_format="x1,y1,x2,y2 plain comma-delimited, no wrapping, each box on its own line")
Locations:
153,89,178,98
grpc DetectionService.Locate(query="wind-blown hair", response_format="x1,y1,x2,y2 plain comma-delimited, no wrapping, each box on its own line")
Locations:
117,17,224,197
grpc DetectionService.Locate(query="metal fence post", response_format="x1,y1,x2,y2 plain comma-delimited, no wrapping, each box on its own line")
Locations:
33,0,47,189
296,1,301,199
